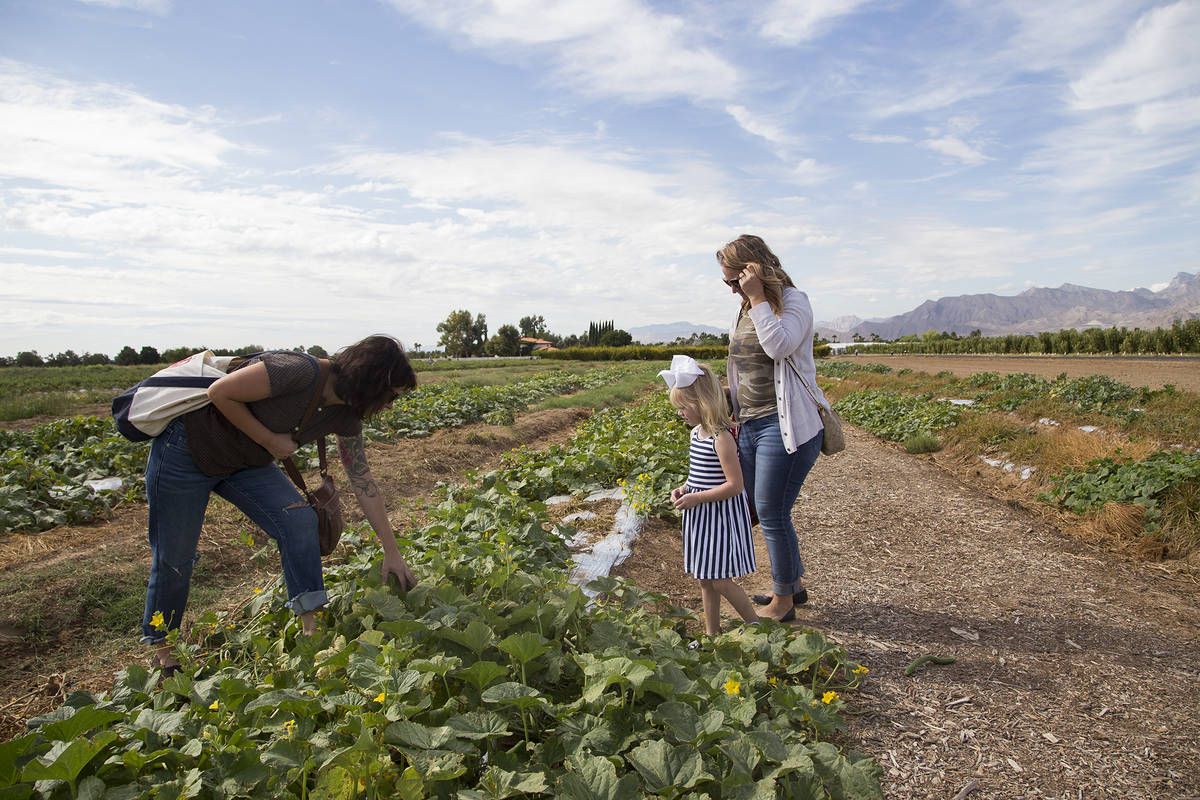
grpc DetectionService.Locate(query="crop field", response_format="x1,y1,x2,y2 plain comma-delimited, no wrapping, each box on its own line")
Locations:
2,356,1198,798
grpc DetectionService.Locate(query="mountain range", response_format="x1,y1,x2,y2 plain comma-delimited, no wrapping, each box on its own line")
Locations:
631,272,1200,344
831,272,1200,340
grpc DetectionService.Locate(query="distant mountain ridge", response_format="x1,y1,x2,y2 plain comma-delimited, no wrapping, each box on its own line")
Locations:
839,272,1200,340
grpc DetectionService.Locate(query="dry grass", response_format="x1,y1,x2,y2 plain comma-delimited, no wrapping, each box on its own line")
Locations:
1016,427,1158,472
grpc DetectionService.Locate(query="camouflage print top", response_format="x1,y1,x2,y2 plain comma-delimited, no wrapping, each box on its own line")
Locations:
729,311,777,422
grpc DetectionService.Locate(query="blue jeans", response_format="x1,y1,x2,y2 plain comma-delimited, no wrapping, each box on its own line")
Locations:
737,416,822,596
141,419,327,643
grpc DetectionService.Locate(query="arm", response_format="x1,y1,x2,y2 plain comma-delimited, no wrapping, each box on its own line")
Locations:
737,266,811,359
673,430,745,509
337,433,416,589
206,362,298,459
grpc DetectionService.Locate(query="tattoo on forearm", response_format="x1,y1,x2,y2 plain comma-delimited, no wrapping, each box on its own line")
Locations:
338,435,380,498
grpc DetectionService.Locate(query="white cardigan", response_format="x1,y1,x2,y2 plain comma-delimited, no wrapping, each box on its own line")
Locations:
727,286,830,454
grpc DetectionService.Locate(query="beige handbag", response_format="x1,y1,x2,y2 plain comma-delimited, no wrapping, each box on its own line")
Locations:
785,357,846,456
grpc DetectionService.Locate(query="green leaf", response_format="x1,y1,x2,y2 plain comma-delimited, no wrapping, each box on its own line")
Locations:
455,660,509,691
310,765,357,800
626,739,712,795
497,632,550,665
481,682,540,704
445,711,510,741
39,707,125,742
0,734,37,786
720,735,761,779
556,756,640,800
383,720,455,750
132,709,187,738
440,619,495,655
19,732,117,787
261,740,307,771
468,767,549,799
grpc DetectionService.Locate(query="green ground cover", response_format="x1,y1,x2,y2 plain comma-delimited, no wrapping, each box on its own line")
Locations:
2,392,878,799
1,365,639,533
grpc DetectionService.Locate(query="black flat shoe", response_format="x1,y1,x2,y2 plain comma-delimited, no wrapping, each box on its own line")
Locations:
750,588,808,606
757,607,796,624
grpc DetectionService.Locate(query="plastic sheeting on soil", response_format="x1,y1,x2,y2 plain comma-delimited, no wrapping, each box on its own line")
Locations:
548,487,648,596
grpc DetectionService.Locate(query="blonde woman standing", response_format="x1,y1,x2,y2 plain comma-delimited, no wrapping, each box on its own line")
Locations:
719,235,832,622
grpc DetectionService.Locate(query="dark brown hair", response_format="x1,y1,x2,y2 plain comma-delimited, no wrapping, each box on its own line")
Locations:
717,234,795,315
331,334,416,419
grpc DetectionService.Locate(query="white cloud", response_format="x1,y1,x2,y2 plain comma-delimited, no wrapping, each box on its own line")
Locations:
75,0,170,12
834,217,1034,287
851,133,910,144
758,0,875,44
725,104,794,149
4,62,810,352
382,0,739,102
923,135,988,165
1070,1,1200,110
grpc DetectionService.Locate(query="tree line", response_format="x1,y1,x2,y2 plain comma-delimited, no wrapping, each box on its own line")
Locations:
2,344,329,368
436,311,642,358
833,318,1200,355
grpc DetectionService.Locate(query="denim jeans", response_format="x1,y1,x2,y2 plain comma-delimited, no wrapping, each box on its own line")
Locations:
141,419,327,643
737,416,822,596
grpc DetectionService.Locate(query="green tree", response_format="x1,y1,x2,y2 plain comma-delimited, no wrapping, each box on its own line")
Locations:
598,328,633,347
82,351,111,365
437,309,488,357
518,315,549,340
115,346,139,366
306,345,329,358
139,345,161,364
15,351,44,367
485,324,521,356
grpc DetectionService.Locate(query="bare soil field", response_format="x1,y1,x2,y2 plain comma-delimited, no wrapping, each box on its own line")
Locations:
832,354,1200,392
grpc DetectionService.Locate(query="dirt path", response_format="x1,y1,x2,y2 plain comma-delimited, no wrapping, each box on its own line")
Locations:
831,354,1200,392
616,424,1200,799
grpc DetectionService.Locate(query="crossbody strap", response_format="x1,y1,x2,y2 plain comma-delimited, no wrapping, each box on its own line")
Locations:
783,356,826,411
283,359,331,495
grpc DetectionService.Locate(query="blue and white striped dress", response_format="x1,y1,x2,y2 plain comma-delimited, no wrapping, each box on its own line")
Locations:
682,426,757,580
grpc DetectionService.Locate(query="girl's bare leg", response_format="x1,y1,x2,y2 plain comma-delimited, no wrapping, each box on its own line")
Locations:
301,610,318,635
711,578,759,623
699,580,722,635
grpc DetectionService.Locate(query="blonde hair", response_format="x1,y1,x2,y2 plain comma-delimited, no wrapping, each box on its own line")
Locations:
717,234,795,316
669,365,731,438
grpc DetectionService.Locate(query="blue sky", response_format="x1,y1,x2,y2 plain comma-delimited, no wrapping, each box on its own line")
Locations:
2,0,1198,355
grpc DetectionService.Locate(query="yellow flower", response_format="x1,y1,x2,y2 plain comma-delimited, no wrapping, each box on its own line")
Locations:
253,588,263,594
822,691,839,704
284,719,295,730
852,665,869,675
150,611,165,630
374,691,386,703
208,700,219,710
723,679,741,696
768,676,778,686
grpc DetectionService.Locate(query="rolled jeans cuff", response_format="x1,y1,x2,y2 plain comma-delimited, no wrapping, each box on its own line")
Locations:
286,589,328,615
772,578,803,596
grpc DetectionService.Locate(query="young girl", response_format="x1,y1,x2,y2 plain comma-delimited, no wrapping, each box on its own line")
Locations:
659,355,761,635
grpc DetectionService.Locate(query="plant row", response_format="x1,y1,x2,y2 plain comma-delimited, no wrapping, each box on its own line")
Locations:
0,366,635,534
821,361,1200,555
833,317,1200,355
2,393,879,799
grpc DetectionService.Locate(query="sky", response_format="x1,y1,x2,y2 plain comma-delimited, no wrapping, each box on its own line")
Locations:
1,0,1198,356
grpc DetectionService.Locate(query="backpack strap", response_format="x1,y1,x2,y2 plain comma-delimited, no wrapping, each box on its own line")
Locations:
283,359,331,495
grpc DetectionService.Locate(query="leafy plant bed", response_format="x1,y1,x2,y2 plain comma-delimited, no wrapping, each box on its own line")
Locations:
2,394,880,799
1,366,636,534
822,361,1200,559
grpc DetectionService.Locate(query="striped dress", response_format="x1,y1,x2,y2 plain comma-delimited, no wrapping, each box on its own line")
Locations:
682,426,757,580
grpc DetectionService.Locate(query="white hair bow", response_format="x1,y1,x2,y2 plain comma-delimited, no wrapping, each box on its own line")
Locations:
658,354,704,390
